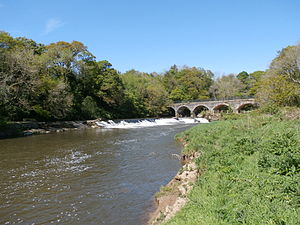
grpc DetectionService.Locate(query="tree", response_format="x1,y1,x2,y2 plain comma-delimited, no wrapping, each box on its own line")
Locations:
122,70,170,117
256,75,300,107
210,74,244,100
256,44,300,107
0,33,40,120
74,60,127,119
268,44,300,85
94,60,125,107
162,66,214,101
0,35,92,121
237,71,250,83
40,41,94,87
32,77,73,120
161,64,178,94
248,70,265,96
237,71,251,95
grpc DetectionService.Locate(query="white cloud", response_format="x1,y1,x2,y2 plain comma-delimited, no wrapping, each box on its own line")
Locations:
44,18,64,34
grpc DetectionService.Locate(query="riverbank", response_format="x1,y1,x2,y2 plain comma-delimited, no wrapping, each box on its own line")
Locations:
148,152,200,225
149,111,300,224
0,120,101,139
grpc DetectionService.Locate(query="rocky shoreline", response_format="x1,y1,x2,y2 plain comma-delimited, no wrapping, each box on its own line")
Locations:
0,120,102,139
148,152,200,225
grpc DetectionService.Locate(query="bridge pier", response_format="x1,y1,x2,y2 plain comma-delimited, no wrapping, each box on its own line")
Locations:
191,112,196,118
232,108,239,113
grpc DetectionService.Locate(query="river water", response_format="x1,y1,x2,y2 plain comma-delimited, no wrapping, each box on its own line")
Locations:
0,119,201,225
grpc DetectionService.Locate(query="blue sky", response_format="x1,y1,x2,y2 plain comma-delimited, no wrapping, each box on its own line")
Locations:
0,0,299,75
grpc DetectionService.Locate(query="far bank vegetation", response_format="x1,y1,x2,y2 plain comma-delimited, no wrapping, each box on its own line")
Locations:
2,31,299,123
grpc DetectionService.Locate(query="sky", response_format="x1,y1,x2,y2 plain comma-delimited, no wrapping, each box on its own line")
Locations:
0,0,300,75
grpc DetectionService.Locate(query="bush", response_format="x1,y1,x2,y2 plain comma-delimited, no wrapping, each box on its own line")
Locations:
81,96,101,119
32,105,51,121
259,103,280,115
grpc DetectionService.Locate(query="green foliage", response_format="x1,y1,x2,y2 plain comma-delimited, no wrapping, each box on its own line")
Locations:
259,103,281,115
155,186,174,198
0,32,176,121
81,96,101,119
162,66,214,101
121,70,170,117
257,75,300,107
237,71,249,82
5,30,300,122
270,45,300,85
167,115,300,224
32,105,51,121
210,74,244,99
220,112,247,121
0,33,78,121
258,131,300,176
257,44,300,108
237,71,258,96
208,70,264,98
94,61,125,107
0,112,8,126
248,70,265,96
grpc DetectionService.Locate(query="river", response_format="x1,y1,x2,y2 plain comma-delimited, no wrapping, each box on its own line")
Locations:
0,119,203,225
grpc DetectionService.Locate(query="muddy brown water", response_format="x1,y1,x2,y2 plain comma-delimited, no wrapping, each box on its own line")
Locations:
0,124,195,225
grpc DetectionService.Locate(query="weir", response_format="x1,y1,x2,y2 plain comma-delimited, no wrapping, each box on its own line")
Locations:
96,117,209,128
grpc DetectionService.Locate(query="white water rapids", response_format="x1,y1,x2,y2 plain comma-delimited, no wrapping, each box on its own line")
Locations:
96,117,209,129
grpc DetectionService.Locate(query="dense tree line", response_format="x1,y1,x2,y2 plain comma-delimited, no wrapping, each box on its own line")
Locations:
0,32,128,121
1,31,298,122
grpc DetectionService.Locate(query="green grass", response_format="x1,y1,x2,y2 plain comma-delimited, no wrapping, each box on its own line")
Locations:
155,186,175,198
166,114,300,225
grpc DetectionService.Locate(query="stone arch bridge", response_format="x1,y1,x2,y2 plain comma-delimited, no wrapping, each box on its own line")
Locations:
169,98,257,117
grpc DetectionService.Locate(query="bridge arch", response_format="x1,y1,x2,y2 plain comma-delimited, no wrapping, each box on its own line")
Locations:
167,107,176,117
193,105,209,117
177,106,191,117
237,103,257,113
213,104,231,113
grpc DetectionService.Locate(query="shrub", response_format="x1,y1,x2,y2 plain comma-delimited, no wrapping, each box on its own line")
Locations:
32,105,51,121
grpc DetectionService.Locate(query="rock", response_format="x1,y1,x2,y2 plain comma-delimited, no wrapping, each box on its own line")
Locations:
148,154,199,225
23,131,33,136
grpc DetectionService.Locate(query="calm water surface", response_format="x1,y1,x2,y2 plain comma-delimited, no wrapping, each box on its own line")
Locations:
0,124,195,225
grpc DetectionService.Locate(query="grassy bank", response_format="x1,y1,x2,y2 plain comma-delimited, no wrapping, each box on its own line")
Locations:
166,113,300,225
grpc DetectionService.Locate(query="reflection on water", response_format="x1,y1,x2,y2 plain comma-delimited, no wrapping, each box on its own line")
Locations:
0,124,195,225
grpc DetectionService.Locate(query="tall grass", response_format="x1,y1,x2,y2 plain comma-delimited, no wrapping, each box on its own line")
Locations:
166,114,300,225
